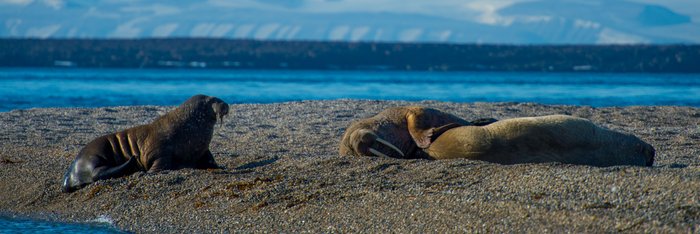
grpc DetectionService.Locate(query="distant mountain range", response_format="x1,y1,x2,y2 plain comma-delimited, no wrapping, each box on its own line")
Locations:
1,0,698,44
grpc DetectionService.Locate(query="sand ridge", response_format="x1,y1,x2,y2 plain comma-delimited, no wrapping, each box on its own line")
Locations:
0,100,699,232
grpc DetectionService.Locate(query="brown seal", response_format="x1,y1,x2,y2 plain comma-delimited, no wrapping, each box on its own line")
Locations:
425,115,655,166
338,106,496,159
61,94,229,193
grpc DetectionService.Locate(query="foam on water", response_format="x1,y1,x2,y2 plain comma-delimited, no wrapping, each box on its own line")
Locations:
92,215,114,225
0,215,124,233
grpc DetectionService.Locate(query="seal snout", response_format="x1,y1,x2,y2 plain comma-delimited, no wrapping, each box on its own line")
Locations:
350,129,405,158
211,100,229,126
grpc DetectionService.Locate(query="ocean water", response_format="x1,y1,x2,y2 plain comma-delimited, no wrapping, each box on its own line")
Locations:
0,215,123,233
1,68,700,111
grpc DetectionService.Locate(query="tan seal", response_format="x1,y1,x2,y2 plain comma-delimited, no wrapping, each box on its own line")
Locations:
425,115,655,166
339,106,496,159
61,94,229,193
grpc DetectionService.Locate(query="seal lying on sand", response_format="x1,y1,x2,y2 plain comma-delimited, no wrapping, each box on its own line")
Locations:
425,115,655,166
339,106,496,159
62,94,229,193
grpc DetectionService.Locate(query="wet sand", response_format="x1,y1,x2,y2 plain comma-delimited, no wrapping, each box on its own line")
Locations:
1,100,699,233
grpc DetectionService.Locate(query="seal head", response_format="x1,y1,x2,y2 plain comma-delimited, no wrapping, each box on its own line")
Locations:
339,106,496,159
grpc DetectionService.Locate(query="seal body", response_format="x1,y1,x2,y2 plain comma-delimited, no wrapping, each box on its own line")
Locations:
425,115,655,166
338,106,496,159
62,94,229,193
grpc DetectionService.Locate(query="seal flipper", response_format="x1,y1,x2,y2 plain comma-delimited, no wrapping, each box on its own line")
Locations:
408,112,465,149
429,123,463,142
406,113,433,149
643,143,655,167
93,156,140,181
62,159,85,193
195,149,220,169
62,157,139,193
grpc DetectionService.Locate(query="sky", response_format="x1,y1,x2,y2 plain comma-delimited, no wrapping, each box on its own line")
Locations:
1,0,699,44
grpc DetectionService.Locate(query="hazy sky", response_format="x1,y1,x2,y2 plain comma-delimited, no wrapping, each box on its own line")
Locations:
1,0,696,14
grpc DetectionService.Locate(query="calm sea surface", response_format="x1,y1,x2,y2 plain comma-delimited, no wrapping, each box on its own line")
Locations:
1,68,700,111
0,215,123,233
1,68,699,230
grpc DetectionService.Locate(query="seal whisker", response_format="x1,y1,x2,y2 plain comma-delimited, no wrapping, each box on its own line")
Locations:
375,137,405,158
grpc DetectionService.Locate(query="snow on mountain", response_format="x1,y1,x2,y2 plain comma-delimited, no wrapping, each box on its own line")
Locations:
0,0,697,44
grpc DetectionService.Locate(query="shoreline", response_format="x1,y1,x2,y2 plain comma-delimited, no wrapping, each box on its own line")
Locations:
1,100,699,232
0,213,121,233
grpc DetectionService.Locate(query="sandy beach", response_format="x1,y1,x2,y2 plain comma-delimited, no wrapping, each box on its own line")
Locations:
1,100,699,233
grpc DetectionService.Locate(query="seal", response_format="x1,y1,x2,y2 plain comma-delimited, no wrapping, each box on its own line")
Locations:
424,115,655,166
61,94,229,193
338,106,496,159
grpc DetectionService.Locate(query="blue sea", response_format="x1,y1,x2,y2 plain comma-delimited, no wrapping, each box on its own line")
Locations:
1,68,699,232
1,68,700,112
0,215,123,233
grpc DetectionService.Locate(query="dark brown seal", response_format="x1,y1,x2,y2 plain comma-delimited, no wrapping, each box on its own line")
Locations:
62,94,229,193
425,115,655,166
338,106,496,159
